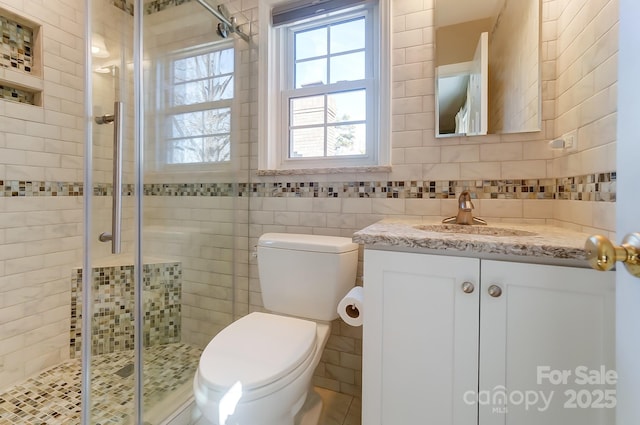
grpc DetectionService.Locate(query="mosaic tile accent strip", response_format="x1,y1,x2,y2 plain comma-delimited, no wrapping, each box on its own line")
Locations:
248,179,559,199
93,182,135,196
0,173,618,201
143,182,238,197
70,262,182,358
137,172,616,201
0,85,34,104
0,343,201,425
112,0,135,15
0,180,83,196
556,172,616,201
0,15,33,73
144,0,192,15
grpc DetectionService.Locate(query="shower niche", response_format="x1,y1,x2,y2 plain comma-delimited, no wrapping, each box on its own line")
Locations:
0,7,43,106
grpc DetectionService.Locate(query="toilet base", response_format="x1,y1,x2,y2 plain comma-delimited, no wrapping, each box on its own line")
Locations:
294,389,323,425
193,388,323,425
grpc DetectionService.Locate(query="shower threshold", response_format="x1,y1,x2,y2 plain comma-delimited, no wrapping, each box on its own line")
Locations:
0,343,202,425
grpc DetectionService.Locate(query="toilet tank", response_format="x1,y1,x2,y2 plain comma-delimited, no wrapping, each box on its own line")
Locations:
257,233,359,321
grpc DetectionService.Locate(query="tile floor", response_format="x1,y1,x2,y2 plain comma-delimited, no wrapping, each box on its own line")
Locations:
0,344,361,425
315,387,361,425
0,343,201,425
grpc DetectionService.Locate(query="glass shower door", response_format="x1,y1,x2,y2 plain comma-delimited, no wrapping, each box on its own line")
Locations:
84,0,137,423
140,0,252,422
84,0,251,423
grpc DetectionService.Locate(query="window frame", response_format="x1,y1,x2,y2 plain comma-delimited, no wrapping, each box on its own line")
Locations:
281,11,375,165
259,0,391,172
154,40,237,172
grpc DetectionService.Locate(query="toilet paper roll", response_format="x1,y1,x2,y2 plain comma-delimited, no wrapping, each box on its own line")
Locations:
337,286,364,327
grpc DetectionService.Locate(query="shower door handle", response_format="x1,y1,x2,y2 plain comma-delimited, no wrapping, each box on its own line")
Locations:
96,101,123,254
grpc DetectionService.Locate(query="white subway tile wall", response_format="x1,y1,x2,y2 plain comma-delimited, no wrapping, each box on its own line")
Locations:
0,0,84,389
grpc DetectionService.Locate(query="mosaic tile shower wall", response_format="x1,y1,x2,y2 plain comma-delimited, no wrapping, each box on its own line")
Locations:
70,262,183,358
0,15,33,73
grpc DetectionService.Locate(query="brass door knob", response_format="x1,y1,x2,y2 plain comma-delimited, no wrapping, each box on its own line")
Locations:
585,233,640,277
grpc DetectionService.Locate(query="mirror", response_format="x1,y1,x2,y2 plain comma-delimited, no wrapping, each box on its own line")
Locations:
435,0,541,137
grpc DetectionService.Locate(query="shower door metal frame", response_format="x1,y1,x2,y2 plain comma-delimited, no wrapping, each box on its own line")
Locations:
82,0,145,423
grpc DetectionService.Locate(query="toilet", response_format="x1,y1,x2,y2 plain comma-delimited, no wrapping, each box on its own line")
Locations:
193,233,359,425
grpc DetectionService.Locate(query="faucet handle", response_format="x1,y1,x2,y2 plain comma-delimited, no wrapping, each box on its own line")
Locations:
459,191,474,211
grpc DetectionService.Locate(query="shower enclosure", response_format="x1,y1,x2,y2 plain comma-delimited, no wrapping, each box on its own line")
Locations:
84,0,254,422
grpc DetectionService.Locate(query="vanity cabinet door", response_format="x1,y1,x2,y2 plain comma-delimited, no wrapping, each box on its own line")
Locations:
479,261,616,425
362,249,480,425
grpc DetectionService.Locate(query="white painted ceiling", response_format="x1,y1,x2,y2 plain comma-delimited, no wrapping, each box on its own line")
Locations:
435,0,504,27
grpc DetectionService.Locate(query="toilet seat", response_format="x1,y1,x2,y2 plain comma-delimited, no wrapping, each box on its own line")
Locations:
197,312,317,394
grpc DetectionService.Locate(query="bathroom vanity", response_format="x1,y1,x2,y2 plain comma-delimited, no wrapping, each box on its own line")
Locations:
354,220,615,425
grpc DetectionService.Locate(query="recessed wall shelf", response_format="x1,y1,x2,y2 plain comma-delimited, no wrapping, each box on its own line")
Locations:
0,84,34,104
0,7,43,106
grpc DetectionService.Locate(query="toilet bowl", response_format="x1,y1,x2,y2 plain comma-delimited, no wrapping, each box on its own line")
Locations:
194,312,330,425
193,233,358,425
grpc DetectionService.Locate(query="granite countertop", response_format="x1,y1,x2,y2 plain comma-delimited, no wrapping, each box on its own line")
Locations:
353,219,597,266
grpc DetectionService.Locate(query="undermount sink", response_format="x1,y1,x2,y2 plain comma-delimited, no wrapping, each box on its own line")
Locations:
413,224,537,237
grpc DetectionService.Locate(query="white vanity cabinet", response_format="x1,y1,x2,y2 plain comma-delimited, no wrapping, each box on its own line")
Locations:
362,249,615,425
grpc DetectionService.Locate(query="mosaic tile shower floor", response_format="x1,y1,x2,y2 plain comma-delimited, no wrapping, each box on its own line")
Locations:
0,343,202,425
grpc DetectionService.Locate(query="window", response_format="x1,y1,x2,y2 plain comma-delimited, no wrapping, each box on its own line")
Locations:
287,16,369,159
259,0,390,171
163,44,234,165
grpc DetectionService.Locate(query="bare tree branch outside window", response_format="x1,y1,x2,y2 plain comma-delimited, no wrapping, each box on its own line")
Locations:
166,46,234,164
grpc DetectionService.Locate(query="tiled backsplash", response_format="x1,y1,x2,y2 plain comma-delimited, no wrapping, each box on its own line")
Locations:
0,173,616,202
70,262,182,358
0,15,33,73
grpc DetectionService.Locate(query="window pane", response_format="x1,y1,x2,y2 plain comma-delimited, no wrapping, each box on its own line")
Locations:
167,134,230,164
327,90,366,123
173,48,234,83
216,48,235,74
211,75,234,100
330,18,365,54
291,95,325,127
295,27,327,60
204,135,231,162
171,112,204,138
173,57,196,83
203,108,231,134
172,75,234,106
330,52,365,83
171,108,230,139
327,123,366,156
295,58,326,88
290,127,324,157
167,138,204,164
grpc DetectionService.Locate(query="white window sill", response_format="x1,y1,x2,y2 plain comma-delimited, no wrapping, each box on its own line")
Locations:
256,165,392,176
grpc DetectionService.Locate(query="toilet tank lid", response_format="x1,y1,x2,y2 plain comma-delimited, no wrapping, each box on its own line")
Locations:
258,233,358,253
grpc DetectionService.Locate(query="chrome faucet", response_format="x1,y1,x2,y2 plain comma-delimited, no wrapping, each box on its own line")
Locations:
442,191,487,225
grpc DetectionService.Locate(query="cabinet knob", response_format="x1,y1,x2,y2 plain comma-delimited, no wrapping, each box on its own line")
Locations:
461,281,475,294
585,233,640,278
488,285,502,298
